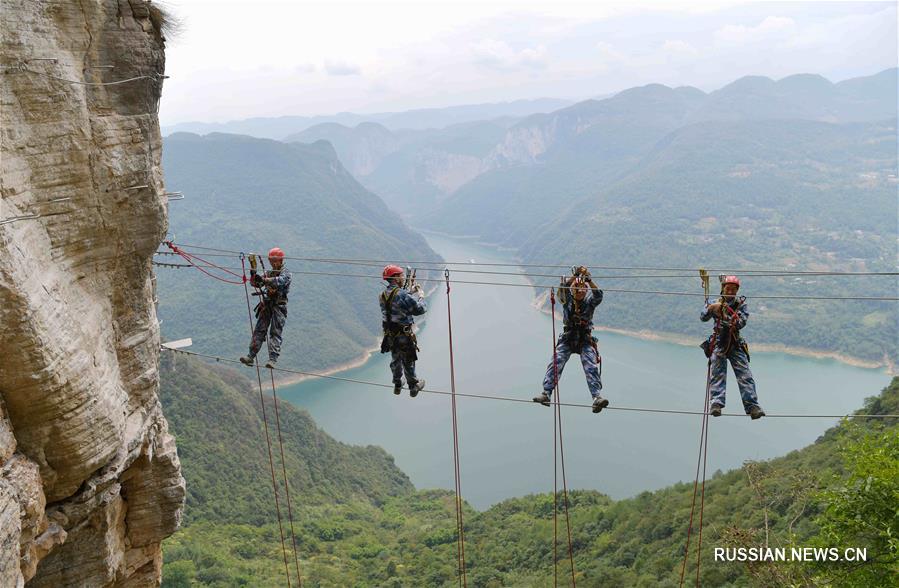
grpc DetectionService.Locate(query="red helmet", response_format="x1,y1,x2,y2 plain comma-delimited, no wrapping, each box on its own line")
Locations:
382,264,404,281
268,247,285,261
722,275,740,289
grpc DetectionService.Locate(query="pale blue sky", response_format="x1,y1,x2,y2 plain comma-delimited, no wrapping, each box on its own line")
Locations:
159,1,897,124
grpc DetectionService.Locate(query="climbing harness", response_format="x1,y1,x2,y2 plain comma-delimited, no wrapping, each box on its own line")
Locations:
379,285,419,359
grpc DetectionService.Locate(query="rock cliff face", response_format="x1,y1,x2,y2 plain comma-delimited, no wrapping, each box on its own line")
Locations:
1,1,184,585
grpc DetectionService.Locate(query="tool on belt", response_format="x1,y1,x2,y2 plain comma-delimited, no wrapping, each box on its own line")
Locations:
403,267,417,291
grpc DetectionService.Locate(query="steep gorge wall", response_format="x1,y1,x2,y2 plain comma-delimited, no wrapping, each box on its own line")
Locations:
1,1,184,585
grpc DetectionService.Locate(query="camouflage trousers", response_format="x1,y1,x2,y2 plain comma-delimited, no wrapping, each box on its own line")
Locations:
249,303,287,361
708,346,759,413
388,334,420,388
542,334,603,398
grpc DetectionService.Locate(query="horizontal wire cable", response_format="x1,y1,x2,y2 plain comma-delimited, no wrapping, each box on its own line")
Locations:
159,241,899,276
152,252,899,280
15,67,165,86
151,261,899,301
161,348,899,419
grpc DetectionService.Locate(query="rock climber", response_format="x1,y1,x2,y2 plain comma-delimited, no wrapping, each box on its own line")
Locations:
380,265,427,397
240,247,291,369
534,266,609,413
701,275,764,419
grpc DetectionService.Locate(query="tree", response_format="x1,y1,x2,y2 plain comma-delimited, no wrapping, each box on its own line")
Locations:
810,423,899,587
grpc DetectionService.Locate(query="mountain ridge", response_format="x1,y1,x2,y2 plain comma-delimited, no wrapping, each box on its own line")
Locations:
157,131,442,379
162,97,573,139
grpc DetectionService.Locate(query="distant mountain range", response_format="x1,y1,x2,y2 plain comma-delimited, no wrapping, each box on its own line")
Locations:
161,98,573,139
414,68,898,366
288,118,516,215
286,69,897,218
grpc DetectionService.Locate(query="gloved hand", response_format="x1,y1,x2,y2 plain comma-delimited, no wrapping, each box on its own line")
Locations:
411,283,424,298
576,265,590,278
251,274,264,288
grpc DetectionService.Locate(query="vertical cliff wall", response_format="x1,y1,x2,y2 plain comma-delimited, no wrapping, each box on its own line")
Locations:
0,1,185,585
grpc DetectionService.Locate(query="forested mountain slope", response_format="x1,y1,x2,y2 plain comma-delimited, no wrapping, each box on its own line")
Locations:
160,356,898,586
510,118,898,365
158,132,441,376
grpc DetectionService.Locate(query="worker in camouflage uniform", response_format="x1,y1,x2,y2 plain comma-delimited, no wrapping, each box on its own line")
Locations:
240,247,291,369
701,275,764,419
534,266,609,413
380,265,427,396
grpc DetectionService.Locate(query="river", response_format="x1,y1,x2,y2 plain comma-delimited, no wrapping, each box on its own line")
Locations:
279,233,891,510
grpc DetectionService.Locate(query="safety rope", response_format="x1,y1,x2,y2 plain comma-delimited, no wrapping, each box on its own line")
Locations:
240,255,292,587
13,66,166,86
552,295,559,588
550,289,578,587
679,310,718,587
445,269,468,587
696,396,711,588
268,368,303,586
160,347,899,420
163,241,246,285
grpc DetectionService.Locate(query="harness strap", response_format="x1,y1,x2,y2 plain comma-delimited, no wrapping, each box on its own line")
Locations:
714,298,743,355
381,286,401,334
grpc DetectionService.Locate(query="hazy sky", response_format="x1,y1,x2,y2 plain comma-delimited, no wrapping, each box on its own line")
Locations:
158,1,897,125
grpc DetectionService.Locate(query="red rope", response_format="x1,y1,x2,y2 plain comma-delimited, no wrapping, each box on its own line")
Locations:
550,288,577,587
164,241,246,285
241,255,292,587
445,270,468,587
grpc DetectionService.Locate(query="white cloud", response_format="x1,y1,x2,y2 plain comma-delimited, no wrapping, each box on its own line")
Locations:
158,1,896,124
714,16,796,45
662,40,699,57
471,39,548,71
324,61,362,76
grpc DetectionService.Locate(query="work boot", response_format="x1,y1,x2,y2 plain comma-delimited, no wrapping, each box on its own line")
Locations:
592,396,610,413
749,406,766,420
710,404,724,417
239,355,255,366
264,358,277,369
409,379,425,398
532,392,551,407
393,383,403,395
